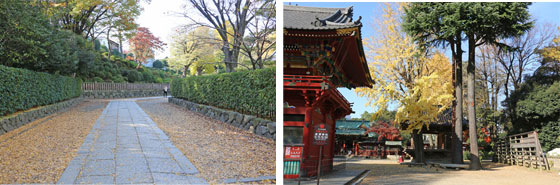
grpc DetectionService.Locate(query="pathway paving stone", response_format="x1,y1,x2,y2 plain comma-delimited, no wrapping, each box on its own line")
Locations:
57,100,206,184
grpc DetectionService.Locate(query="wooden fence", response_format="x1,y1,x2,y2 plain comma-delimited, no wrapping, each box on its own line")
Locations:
496,131,550,170
82,82,169,91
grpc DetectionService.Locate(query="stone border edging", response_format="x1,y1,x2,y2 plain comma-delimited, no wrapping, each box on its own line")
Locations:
168,97,275,139
222,175,276,184
0,97,83,135
82,90,170,99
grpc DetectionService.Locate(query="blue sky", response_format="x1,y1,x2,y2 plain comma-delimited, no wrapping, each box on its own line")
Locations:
285,2,560,118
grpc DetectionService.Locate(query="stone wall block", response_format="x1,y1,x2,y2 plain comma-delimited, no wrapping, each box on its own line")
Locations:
267,122,276,134
235,114,244,125
227,112,237,124
256,125,268,136
249,125,255,133
0,98,82,136
168,97,274,139
243,115,254,125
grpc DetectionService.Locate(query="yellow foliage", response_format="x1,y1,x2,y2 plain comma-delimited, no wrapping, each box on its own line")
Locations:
540,27,560,61
169,26,219,75
355,3,453,133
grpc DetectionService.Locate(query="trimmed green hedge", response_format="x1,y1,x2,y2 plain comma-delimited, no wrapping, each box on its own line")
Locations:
0,65,82,117
171,68,275,120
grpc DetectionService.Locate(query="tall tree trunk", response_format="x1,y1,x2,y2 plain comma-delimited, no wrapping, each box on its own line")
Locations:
468,36,482,170
232,45,240,70
118,31,124,58
223,45,235,72
493,61,500,112
107,28,112,61
412,131,425,163
452,36,464,164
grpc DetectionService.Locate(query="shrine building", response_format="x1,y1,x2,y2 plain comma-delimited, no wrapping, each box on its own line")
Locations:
283,5,373,179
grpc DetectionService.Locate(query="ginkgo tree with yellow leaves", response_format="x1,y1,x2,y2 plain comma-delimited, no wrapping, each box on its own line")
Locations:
355,3,454,163
539,26,560,62
168,26,218,76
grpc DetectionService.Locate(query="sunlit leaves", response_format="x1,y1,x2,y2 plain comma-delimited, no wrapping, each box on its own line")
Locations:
169,26,219,76
356,3,453,133
129,27,165,65
170,68,275,119
539,27,560,62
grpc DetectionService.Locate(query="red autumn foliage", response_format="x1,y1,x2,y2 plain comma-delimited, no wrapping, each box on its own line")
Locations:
129,27,165,64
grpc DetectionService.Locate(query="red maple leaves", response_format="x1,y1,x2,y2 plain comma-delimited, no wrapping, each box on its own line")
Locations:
129,27,166,64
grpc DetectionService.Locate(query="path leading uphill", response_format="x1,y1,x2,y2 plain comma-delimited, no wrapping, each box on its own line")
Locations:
57,100,205,184
0,97,275,184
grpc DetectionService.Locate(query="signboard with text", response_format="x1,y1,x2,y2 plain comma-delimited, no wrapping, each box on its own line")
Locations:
284,146,303,160
313,124,329,145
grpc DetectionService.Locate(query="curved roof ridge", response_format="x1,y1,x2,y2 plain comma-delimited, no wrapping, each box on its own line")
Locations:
284,5,351,14
284,5,360,30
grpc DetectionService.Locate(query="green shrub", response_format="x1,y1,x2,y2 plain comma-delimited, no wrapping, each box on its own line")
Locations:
93,77,104,82
171,68,275,120
0,65,81,117
152,60,163,69
155,77,163,83
142,71,155,82
111,75,126,83
538,120,560,152
127,70,142,82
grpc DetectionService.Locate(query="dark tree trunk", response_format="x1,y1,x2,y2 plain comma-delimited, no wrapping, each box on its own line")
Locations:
412,131,425,163
452,35,464,164
468,36,482,170
223,45,236,72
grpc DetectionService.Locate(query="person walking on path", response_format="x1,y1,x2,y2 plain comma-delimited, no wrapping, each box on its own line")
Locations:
163,86,168,97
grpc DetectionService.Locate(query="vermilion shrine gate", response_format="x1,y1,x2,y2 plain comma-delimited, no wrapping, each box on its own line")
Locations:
283,5,373,179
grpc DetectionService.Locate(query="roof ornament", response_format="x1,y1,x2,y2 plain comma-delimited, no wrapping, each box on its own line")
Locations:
355,16,362,25
313,17,327,27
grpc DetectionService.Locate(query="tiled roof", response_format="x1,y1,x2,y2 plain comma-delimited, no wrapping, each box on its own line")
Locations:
284,5,362,30
336,120,369,136
336,120,369,129
336,129,366,136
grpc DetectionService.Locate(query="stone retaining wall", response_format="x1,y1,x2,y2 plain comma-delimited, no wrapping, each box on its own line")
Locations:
82,90,169,99
168,97,275,139
0,98,83,135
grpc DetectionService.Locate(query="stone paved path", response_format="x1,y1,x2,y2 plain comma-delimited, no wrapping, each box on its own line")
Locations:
57,100,206,184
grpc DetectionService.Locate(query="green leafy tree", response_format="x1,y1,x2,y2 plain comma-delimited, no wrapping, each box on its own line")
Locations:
507,78,560,152
403,3,467,164
152,60,164,69
505,41,560,151
404,2,532,169
169,26,218,76
462,2,532,170
0,0,86,75
32,0,143,40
